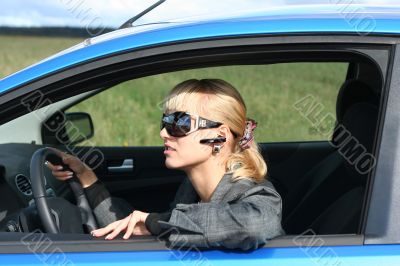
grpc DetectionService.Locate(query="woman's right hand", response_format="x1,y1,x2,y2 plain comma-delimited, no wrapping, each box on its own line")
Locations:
91,210,151,239
45,148,98,188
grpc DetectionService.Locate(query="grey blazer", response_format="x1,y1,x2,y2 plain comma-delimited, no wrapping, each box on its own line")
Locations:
158,172,285,250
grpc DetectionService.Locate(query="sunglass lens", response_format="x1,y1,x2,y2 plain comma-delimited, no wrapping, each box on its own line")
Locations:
174,114,191,136
161,112,191,137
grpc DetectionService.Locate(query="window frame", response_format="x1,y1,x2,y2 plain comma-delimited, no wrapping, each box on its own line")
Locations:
0,34,394,253
364,43,400,245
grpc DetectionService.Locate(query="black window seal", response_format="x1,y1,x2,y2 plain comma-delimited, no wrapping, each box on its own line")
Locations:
0,232,363,254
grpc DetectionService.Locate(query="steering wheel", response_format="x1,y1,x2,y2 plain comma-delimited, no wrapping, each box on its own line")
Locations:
30,147,98,233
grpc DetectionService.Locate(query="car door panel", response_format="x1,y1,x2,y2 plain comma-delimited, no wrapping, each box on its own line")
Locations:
81,146,185,213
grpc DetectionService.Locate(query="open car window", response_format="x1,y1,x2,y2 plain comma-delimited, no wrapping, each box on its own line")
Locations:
67,63,349,146
0,36,389,254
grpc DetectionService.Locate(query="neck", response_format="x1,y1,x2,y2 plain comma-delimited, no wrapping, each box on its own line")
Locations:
185,158,226,203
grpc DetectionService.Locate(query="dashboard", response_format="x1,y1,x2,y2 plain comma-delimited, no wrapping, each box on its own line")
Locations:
0,143,73,228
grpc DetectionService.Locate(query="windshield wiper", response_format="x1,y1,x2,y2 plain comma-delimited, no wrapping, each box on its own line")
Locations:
119,0,167,29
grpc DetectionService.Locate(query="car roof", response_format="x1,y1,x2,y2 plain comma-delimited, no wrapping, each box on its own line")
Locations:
1,4,400,94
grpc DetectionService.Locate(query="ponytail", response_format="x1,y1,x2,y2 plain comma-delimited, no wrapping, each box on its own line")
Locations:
226,134,267,183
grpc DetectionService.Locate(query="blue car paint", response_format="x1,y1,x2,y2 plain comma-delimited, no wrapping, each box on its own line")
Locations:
1,244,400,265
1,4,400,264
1,6,400,94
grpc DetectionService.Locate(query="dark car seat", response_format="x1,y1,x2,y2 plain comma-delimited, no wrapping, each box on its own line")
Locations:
282,79,380,235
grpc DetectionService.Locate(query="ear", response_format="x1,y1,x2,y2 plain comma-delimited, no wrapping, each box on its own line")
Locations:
217,125,230,138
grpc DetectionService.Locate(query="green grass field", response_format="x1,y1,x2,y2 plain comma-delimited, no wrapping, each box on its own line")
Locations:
1,35,348,146
0,35,82,78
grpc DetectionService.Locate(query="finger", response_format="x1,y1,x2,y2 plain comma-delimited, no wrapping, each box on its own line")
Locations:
47,147,71,165
48,147,65,158
51,170,74,177
62,154,71,164
123,215,138,239
45,161,63,171
62,154,81,170
105,215,132,240
53,173,73,181
51,170,74,180
91,220,119,237
132,224,144,235
105,219,130,240
133,224,151,236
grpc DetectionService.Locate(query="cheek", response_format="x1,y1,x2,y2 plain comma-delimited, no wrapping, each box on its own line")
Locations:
182,132,211,157
165,132,212,168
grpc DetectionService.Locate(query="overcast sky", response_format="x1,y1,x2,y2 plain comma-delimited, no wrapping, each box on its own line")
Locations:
0,0,399,28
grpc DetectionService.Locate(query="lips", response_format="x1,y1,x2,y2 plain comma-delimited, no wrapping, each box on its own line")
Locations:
164,144,176,152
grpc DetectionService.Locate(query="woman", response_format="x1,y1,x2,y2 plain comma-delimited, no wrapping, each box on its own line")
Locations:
47,79,284,250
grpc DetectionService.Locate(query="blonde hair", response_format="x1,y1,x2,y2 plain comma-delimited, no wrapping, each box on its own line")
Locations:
162,79,267,182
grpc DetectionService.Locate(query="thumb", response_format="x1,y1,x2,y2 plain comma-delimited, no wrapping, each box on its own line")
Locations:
62,155,74,167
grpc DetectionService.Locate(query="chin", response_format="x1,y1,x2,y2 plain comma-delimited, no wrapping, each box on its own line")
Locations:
164,158,184,170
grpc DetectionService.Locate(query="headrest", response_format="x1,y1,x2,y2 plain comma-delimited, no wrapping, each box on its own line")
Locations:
336,80,379,124
340,103,378,152
332,102,378,180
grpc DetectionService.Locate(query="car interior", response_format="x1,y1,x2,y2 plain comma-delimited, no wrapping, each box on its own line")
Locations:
0,44,385,248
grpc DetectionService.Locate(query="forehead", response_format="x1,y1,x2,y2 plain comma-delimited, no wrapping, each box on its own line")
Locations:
163,92,207,116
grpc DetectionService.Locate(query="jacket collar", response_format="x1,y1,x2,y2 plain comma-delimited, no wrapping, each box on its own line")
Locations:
209,172,234,202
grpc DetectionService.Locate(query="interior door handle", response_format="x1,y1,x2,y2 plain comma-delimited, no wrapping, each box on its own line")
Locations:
107,159,134,173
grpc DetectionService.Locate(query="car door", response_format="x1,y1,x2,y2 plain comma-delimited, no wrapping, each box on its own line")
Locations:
0,27,398,265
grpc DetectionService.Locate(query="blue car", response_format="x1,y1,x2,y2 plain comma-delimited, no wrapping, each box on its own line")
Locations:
1,3,400,265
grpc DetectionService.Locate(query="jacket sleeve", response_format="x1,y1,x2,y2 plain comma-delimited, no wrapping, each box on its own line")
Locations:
84,180,133,228
84,179,111,210
158,185,285,250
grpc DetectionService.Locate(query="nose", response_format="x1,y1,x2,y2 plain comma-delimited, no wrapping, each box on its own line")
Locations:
160,127,170,139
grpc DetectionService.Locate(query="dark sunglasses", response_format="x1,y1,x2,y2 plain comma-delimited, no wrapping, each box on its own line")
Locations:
161,111,222,137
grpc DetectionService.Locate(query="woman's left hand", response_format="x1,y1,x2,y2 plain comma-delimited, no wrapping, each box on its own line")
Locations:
91,210,151,239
